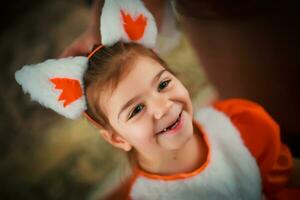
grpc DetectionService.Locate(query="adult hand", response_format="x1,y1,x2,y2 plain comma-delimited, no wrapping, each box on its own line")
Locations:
60,26,100,58
60,0,102,58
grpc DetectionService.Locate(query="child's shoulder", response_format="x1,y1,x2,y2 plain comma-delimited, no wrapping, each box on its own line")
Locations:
213,98,276,123
213,98,279,137
212,98,295,197
212,98,280,155
213,99,291,176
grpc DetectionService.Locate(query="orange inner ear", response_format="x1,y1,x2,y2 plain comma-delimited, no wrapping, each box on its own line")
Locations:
50,78,83,107
121,10,147,41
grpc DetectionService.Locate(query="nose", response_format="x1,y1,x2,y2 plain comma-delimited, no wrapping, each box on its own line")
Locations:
150,95,172,120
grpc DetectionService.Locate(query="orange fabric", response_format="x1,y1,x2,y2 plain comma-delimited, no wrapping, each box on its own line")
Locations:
270,188,300,200
120,10,147,41
104,99,298,199
50,78,83,107
214,99,295,199
137,122,211,180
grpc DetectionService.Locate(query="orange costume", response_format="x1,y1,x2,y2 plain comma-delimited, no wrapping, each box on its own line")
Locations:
106,99,299,200
13,1,299,199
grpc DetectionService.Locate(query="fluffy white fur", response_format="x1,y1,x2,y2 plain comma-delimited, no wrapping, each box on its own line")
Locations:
130,107,263,200
15,56,88,119
100,0,157,48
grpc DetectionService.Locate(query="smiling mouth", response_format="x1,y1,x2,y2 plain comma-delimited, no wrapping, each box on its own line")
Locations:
156,112,182,135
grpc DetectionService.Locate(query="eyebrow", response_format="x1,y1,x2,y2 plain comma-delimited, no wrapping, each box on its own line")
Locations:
118,69,166,119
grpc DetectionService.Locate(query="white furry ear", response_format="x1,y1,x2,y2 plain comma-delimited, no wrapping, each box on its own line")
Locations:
100,0,157,48
15,57,88,119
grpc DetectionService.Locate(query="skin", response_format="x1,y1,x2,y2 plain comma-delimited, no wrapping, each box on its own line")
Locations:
60,0,300,141
61,0,300,188
99,55,207,175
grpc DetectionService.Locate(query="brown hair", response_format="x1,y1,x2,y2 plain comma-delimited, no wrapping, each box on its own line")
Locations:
83,42,173,131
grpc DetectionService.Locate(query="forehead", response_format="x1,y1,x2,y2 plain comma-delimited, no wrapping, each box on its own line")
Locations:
101,56,165,116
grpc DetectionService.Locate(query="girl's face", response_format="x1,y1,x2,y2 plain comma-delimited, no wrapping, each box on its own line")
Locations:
101,56,194,158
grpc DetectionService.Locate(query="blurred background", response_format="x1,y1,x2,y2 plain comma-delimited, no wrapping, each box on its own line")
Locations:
0,0,214,199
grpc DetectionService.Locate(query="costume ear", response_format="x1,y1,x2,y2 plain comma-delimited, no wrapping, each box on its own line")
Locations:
15,56,88,119
100,0,157,48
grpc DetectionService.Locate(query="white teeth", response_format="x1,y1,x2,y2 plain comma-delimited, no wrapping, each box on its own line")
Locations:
158,113,182,134
171,121,178,129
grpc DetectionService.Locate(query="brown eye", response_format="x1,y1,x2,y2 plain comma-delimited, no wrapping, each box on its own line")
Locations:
129,104,144,119
158,79,171,92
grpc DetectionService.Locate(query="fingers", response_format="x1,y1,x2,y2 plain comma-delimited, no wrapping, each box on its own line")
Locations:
60,42,90,58
60,29,100,58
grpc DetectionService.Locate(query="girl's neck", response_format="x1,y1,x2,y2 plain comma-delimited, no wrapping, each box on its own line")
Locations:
137,126,208,175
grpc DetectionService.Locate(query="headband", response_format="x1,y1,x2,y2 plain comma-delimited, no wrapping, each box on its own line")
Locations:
15,0,157,120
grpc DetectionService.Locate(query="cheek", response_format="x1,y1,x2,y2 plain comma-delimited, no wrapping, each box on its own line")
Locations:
174,82,193,110
118,120,155,147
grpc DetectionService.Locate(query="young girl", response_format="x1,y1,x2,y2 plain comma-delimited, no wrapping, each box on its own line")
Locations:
15,0,299,199
84,42,299,200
